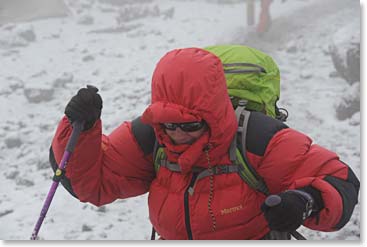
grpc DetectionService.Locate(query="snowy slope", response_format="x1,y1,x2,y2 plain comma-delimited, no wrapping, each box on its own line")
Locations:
0,0,360,240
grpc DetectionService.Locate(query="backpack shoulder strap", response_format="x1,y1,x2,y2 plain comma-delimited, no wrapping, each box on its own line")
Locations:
131,116,156,156
233,145,269,195
234,101,251,155
153,144,164,173
233,102,270,195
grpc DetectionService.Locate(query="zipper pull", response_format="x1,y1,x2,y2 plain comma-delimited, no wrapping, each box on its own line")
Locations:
188,187,195,196
188,173,200,196
188,180,198,196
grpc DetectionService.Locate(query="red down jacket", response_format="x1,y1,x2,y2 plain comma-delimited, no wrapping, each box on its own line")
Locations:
52,48,359,239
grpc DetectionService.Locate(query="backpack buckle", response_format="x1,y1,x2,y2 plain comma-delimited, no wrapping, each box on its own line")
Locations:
213,165,230,175
238,99,248,107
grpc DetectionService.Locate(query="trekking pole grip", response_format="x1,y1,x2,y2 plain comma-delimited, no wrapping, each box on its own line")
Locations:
265,195,307,240
66,121,84,152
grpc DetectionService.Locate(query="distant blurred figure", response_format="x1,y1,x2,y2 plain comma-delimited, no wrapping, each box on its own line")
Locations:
246,0,273,34
257,0,272,33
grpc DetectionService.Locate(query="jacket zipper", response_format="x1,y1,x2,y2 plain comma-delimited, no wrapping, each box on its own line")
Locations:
184,172,198,240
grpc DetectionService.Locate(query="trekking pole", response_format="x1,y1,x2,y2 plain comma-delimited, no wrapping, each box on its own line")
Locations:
265,195,307,240
31,121,84,240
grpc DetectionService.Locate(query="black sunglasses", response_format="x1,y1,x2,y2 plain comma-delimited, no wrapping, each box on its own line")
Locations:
161,121,206,132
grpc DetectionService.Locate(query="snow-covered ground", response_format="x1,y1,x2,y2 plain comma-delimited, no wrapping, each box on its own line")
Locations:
0,0,361,241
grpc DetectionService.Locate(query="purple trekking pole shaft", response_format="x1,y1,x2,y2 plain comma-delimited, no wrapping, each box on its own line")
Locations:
31,121,84,240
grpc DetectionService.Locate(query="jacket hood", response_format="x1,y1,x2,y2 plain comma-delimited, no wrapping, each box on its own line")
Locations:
141,47,237,173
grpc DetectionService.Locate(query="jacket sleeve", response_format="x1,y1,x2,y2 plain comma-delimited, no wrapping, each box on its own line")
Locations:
257,128,360,232
51,116,155,206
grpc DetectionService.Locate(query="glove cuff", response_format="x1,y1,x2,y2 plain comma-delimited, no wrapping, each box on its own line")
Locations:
299,186,324,211
284,189,314,220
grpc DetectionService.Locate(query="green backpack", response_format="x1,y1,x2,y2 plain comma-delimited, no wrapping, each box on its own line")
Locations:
205,44,287,120
153,45,288,196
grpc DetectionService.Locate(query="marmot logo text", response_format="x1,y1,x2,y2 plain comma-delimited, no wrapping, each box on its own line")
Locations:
220,204,243,215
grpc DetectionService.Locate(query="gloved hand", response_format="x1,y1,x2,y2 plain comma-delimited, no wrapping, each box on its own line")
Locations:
261,189,315,232
64,85,102,131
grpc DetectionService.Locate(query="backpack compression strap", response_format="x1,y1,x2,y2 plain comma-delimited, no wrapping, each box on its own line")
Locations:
154,147,239,176
153,146,268,195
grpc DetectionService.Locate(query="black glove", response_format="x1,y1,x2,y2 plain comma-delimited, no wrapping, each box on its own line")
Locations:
64,85,102,131
261,189,317,232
